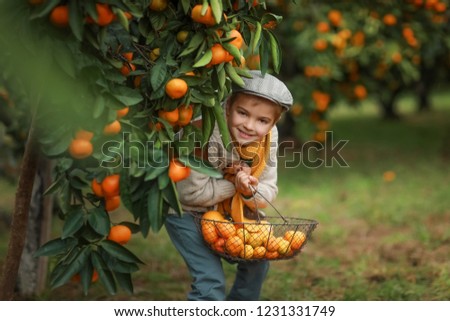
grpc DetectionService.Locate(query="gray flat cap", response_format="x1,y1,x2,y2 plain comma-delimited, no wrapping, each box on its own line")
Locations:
232,70,293,111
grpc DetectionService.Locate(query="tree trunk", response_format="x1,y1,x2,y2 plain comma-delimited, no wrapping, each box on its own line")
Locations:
417,64,432,112
16,158,53,298
381,88,401,120
0,118,38,300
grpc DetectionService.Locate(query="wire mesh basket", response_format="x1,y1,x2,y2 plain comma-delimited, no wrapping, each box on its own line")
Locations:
194,214,318,261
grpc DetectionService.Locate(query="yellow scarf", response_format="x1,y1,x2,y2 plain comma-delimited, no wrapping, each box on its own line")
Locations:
218,131,271,223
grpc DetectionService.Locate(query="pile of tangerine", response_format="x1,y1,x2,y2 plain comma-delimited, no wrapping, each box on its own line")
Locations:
198,211,311,261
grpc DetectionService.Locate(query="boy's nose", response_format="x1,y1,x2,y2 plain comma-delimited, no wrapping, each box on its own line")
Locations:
243,119,255,131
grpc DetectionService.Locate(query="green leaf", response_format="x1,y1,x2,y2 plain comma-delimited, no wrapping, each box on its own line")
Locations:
162,180,183,216
158,171,170,190
225,63,245,87
181,0,190,14
53,44,76,78
41,128,73,157
91,251,116,295
107,259,140,274
62,208,85,239
68,0,84,41
193,49,213,68
50,246,91,289
252,21,262,52
87,208,111,236
78,262,95,295
34,237,77,257
119,172,134,213
93,94,105,119
267,30,282,73
201,106,215,147
222,42,241,62
150,59,168,91
100,240,145,264
115,8,130,31
112,86,144,106
178,154,222,179
210,0,223,25
179,33,205,58
147,182,164,232
29,0,60,19
114,272,134,294
213,102,232,151
43,175,65,196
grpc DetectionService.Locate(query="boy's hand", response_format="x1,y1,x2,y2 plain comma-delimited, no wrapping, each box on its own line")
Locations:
223,161,251,175
235,171,258,196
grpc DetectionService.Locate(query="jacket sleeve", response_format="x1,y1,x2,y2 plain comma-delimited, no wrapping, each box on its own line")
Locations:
176,170,236,208
242,126,279,211
176,124,236,208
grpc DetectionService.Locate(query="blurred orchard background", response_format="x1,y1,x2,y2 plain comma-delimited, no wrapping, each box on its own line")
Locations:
0,0,449,300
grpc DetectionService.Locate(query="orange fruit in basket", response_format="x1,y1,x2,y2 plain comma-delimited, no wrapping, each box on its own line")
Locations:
217,221,236,239
240,244,254,259
277,238,291,255
253,246,267,259
225,235,244,256
201,221,219,244
203,210,225,221
236,228,250,242
284,230,306,250
213,237,226,253
265,250,279,260
266,236,280,252
244,223,261,233
247,232,264,248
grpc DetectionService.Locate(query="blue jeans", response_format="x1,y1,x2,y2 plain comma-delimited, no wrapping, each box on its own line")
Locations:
164,213,270,301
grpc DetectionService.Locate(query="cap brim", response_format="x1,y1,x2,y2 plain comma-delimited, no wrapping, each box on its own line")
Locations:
233,89,290,111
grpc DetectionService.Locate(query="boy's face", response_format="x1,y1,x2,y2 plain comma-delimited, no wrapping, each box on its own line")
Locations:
226,93,282,145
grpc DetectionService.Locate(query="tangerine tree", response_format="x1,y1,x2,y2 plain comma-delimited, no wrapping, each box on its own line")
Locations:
0,0,285,298
275,0,450,141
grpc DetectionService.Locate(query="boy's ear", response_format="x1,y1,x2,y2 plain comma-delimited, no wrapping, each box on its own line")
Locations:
225,98,231,116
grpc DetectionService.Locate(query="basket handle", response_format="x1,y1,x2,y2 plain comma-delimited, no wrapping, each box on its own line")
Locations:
249,185,289,224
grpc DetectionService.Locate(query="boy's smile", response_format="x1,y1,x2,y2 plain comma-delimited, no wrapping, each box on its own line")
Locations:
226,93,282,145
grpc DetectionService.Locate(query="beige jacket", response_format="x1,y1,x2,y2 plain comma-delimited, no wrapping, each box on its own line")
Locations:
175,124,279,214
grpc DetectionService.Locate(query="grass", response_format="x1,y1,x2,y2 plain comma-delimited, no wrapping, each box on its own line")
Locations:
0,90,449,300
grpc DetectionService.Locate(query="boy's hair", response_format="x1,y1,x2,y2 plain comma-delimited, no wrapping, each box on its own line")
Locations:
232,70,293,111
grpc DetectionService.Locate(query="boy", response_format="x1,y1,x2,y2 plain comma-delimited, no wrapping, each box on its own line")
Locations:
165,70,293,300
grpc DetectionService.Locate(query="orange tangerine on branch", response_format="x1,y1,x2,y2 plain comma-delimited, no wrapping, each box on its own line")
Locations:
120,63,136,76
165,78,188,99
69,139,93,159
168,159,191,182
101,174,120,198
75,129,94,141
94,3,115,26
107,225,132,245
116,107,129,119
91,178,104,197
149,0,168,12
50,5,69,28
158,108,179,125
103,120,121,135
177,104,193,126
228,29,244,49
191,4,216,26
105,195,121,212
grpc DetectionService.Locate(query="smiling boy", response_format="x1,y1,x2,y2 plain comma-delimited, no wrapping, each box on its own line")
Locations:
164,70,293,300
